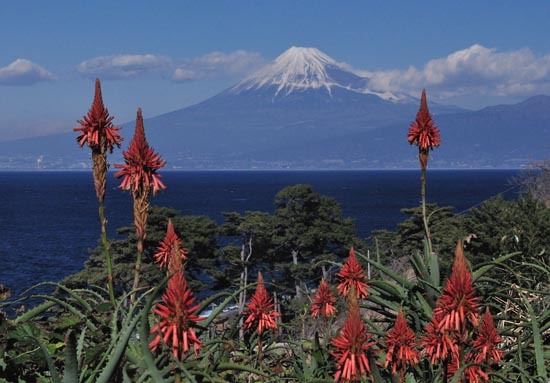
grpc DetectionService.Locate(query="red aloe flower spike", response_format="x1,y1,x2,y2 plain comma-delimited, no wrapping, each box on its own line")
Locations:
471,307,503,365
407,89,440,152
311,278,336,318
384,309,420,382
421,312,460,365
433,240,480,333
74,78,122,152
243,272,281,335
154,219,188,272
115,108,166,296
74,78,121,304
114,108,166,196
149,270,204,360
337,248,369,299
331,288,376,383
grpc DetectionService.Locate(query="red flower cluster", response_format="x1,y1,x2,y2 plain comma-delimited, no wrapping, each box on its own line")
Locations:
149,270,204,360
114,108,166,195
337,248,369,299
471,307,503,365
384,309,420,382
449,313,503,383
433,241,480,333
423,241,480,364
74,78,122,152
243,272,281,335
422,312,459,365
421,240,504,383
407,89,440,152
154,219,188,272
311,278,336,318
331,291,376,382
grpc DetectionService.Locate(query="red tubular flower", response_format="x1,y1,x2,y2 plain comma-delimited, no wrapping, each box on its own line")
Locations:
331,290,376,382
149,270,204,360
463,364,490,383
114,108,166,196
74,78,122,152
337,248,369,299
311,278,336,318
384,309,420,382
154,219,188,272
433,241,480,333
422,312,460,365
407,89,440,152
243,272,281,335
471,307,503,365
448,354,489,383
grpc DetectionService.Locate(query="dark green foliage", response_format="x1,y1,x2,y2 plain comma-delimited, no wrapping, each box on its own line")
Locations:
271,184,359,293
371,204,468,277
175,214,220,289
466,194,550,286
66,186,361,298
219,211,273,287
64,206,219,292
371,196,550,283
516,160,550,208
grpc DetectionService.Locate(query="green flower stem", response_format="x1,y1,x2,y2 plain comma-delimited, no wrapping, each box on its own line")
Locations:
131,238,144,304
421,166,433,255
99,202,115,306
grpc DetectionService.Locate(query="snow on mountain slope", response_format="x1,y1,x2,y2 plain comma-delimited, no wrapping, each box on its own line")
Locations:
231,46,401,101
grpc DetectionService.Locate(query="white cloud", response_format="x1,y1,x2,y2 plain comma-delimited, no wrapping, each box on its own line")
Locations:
75,51,266,82
0,59,56,86
361,44,550,99
172,50,266,81
76,54,171,79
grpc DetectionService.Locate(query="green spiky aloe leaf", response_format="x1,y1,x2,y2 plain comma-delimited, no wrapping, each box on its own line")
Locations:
522,292,548,381
62,330,78,383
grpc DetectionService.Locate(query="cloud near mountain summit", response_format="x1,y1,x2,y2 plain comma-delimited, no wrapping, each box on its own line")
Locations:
361,44,550,99
172,50,266,81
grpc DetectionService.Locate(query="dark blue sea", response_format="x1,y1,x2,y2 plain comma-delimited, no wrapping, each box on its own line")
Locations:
0,170,519,297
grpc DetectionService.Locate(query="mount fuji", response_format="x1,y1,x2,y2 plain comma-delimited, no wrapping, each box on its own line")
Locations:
119,46,460,168
231,46,401,101
0,47,549,169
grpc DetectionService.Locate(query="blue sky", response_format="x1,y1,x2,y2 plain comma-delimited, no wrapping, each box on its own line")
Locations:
1,1,550,141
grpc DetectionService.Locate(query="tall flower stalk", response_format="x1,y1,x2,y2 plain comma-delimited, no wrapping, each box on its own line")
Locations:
407,89,440,255
243,271,281,362
115,108,165,297
74,78,122,305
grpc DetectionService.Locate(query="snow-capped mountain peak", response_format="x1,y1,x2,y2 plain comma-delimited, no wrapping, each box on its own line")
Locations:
233,46,343,96
231,46,400,101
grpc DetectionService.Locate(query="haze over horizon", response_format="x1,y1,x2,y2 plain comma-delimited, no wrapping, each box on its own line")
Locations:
1,1,550,142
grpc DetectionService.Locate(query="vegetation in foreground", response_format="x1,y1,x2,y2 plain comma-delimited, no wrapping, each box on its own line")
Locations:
0,82,549,382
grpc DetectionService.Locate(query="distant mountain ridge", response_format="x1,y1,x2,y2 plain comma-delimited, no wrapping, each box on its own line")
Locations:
0,47,548,169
